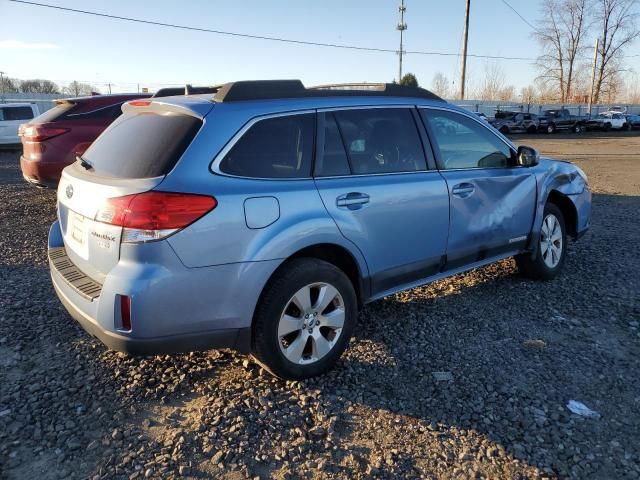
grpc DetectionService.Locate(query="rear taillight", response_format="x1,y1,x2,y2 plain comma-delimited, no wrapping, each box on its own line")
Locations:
21,125,70,141
96,191,217,243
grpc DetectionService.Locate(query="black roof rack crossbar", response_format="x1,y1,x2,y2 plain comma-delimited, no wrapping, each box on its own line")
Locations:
212,80,443,103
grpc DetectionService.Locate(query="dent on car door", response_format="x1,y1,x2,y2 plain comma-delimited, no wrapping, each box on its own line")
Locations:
313,108,449,297
420,108,537,269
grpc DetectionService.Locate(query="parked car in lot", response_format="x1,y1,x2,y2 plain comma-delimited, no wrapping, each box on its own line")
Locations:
585,111,627,131
19,94,150,187
48,80,591,379
0,103,40,145
490,111,539,134
474,112,489,122
537,109,586,133
20,86,221,187
626,114,640,130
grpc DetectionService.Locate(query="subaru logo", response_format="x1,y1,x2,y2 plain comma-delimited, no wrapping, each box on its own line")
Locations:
65,184,74,199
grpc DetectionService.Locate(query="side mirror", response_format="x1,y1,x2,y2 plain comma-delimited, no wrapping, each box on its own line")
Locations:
517,146,539,167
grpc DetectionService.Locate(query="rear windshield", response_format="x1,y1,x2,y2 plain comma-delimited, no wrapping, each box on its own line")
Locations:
82,111,202,178
33,103,77,124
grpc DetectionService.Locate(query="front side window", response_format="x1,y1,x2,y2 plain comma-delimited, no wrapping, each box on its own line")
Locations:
421,109,513,169
220,114,315,178
332,108,427,175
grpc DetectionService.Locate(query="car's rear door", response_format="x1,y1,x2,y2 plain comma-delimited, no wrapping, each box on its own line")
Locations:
419,107,537,269
314,107,449,297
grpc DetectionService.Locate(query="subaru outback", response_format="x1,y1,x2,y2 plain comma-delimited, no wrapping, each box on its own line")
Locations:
48,80,591,379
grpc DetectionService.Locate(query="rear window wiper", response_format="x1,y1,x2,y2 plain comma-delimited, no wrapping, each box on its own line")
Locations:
77,155,93,171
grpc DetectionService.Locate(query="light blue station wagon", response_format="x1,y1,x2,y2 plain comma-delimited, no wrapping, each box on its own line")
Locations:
48,81,591,378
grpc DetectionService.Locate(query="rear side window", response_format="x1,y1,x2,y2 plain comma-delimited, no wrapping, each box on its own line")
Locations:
1,106,34,121
332,108,426,175
220,114,315,178
82,112,202,178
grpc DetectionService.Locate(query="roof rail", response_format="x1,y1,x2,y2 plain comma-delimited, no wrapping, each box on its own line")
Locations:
153,84,222,98
212,80,443,103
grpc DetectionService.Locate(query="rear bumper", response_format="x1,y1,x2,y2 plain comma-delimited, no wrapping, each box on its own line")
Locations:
52,274,250,354
48,220,280,356
20,155,61,188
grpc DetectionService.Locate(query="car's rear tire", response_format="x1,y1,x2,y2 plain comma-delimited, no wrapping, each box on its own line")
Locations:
499,126,510,134
573,124,582,133
546,124,556,134
251,258,357,379
603,123,611,132
527,125,537,134
516,203,567,281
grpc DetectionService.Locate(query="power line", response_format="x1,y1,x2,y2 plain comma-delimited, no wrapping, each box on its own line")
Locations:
500,0,540,33
8,0,536,62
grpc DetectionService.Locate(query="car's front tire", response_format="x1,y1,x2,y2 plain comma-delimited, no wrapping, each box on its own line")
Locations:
546,124,556,134
516,203,567,281
251,258,357,379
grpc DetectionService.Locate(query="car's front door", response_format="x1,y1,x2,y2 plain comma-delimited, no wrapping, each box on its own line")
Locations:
419,107,537,269
314,107,450,297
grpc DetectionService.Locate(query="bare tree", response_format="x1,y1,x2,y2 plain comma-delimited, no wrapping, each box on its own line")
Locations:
0,76,19,94
623,71,640,102
592,0,640,103
534,0,591,103
19,79,60,94
521,85,539,104
63,81,98,96
475,62,515,101
431,72,451,98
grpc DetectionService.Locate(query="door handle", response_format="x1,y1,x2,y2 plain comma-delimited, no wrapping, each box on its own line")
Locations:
336,192,370,209
451,183,475,198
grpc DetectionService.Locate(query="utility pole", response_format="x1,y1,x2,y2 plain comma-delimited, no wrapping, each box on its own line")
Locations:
107,82,112,94
460,0,471,99
588,37,599,117
396,0,407,82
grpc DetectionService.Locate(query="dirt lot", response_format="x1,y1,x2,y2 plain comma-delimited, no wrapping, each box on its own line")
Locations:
1,132,639,479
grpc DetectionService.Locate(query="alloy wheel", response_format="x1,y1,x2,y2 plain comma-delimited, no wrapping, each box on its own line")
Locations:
540,214,563,268
277,282,345,365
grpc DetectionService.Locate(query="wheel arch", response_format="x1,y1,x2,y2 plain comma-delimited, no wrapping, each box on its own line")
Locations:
254,243,369,320
547,190,578,239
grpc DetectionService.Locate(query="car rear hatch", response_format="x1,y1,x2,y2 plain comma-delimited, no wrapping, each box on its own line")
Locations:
56,99,212,283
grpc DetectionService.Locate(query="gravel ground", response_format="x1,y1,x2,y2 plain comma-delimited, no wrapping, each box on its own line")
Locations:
1,132,639,479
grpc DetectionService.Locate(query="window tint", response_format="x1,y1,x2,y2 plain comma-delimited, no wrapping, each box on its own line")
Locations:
82,112,202,179
1,106,34,121
332,108,426,175
316,113,350,177
220,114,314,178
421,109,513,169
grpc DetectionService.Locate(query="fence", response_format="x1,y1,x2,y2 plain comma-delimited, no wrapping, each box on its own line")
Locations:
0,92,59,115
454,99,640,118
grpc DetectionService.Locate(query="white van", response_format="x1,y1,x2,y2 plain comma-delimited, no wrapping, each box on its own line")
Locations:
0,103,40,144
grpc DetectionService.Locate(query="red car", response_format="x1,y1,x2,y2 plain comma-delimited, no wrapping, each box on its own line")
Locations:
20,93,150,187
